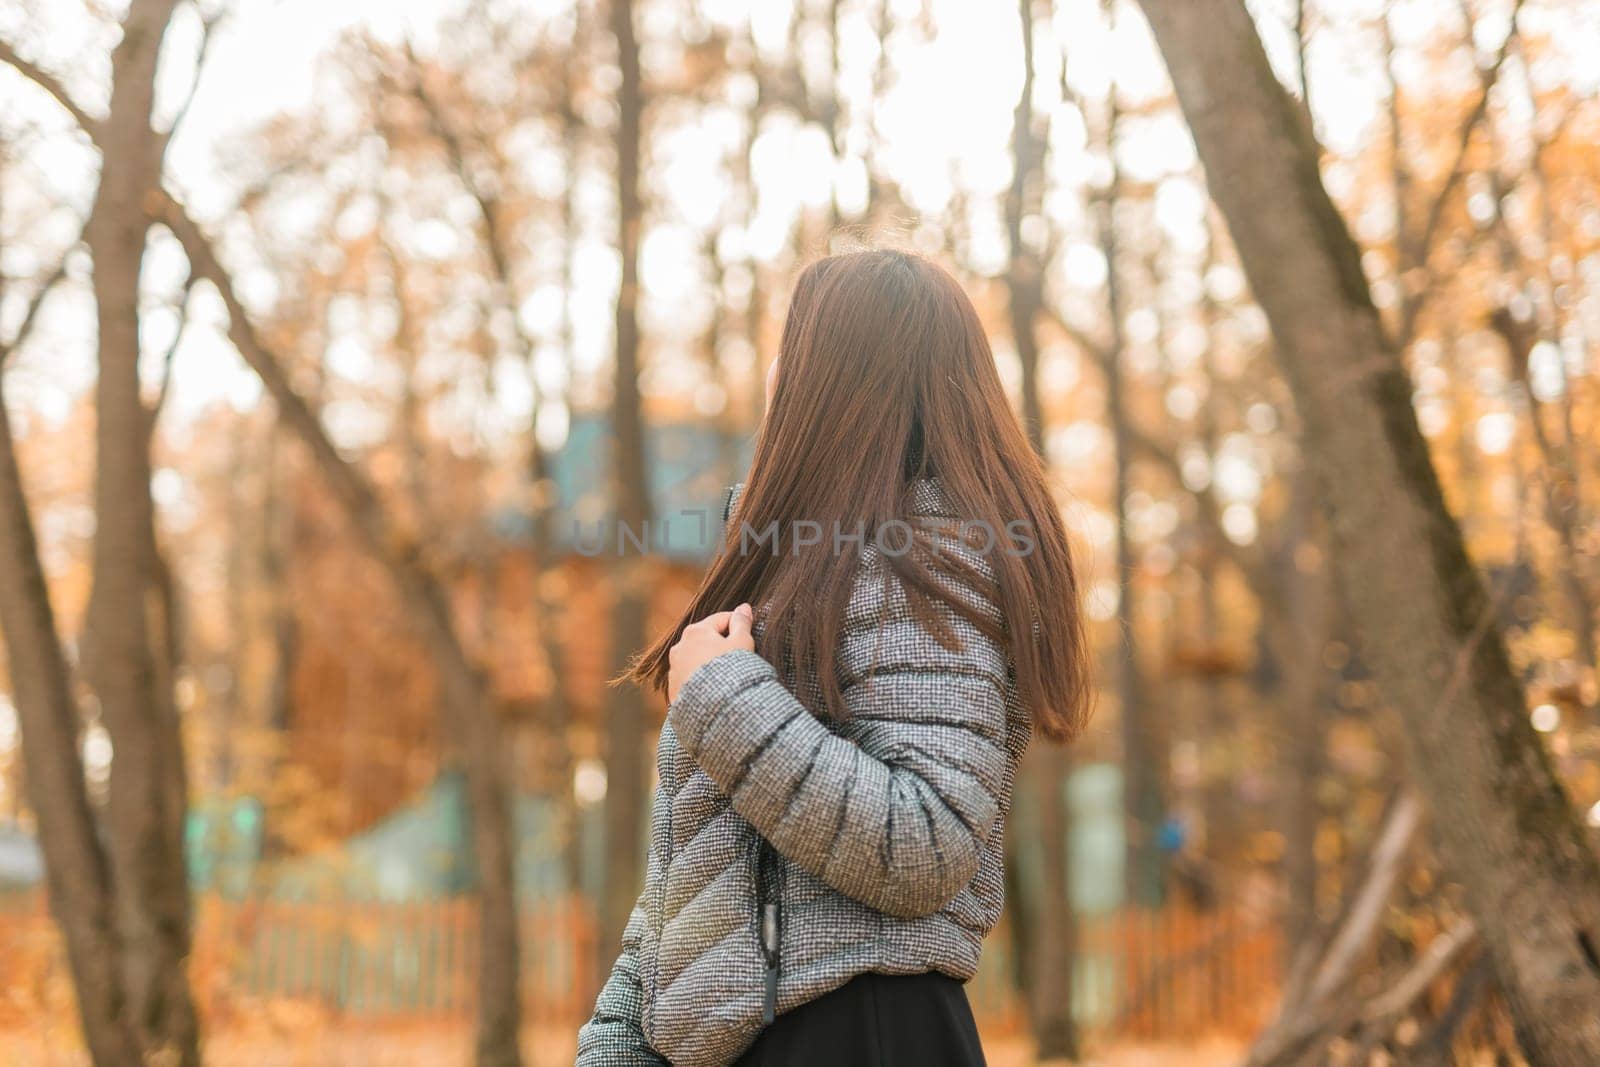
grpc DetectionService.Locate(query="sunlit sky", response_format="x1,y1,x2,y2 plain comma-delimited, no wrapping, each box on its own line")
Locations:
0,0,1596,795
1,0,1593,438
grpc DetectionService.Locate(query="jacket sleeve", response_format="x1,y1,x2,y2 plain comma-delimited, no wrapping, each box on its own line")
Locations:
667,561,1010,919
577,730,671,1067
575,886,668,1067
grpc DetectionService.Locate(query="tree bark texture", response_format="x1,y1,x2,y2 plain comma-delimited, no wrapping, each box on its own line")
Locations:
1135,2,1600,1061
1006,4,1079,1055
601,0,654,987
161,196,524,1067
0,383,142,1067
80,3,199,1062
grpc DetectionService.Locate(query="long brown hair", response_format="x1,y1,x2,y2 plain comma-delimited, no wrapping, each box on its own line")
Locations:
622,248,1090,743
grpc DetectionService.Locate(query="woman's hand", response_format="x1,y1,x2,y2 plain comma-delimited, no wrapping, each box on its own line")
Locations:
668,603,755,703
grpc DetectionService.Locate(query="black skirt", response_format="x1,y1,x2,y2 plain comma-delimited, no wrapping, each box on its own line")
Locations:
734,971,987,1067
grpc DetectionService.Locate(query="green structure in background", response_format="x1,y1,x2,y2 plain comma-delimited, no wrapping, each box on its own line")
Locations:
185,795,263,899
964,761,1128,1027
185,770,570,903
1067,763,1127,917
12,761,1134,1017
182,773,583,1013
1066,763,1129,1027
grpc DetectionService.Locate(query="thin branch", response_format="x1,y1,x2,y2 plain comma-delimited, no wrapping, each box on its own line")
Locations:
391,41,547,405
1041,301,1277,599
158,2,231,161
0,228,84,368
0,38,102,143
1340,918,1481,1063
147,277,197,428
1304,789,1427,1005
1380,7,1409,269
1042,301,1113,365
1413,0,1525,265
1411,954,1493,1061
394,43,525,336
1398,0,1526,342
1248,787,1427,1066
1364,918,1479,1023
1250,543,1519,1066
154,187,431,571
1293,0,1314,129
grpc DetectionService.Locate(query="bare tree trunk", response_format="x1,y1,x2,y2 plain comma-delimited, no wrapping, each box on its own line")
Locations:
1276,0,1324,981
400,31,582,915
217,423,251,793
820,0,846,232
258,426,300,862
1005,3,1078,1056
601,0,654,979
0,381,142,1067
1005,0,1047,453
699,231,740,486
1137,2,1600,1059
1278,472,1329,967
79,4,199,1062
1028,749,1079,1061
160,196,524,1067
1190,230,1237,904
1001,845,1032,1009
738,19,769,431
0,10,198,1058
1094,4,1163,909
1489,308,1598,677
550,47,585,896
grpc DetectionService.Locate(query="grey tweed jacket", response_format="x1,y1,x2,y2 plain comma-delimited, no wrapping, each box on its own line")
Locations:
575,478,1030,1066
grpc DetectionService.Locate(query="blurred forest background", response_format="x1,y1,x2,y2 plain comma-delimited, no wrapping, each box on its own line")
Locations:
1,0,1598,1063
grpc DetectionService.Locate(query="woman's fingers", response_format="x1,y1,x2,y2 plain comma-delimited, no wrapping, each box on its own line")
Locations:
668,606,759,702
689,610,734,635
680,606,755,647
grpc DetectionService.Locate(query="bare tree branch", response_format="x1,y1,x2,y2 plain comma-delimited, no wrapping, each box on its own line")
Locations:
1411,954,1493,1062
0,38,103,143
1413,0,1525,263
1398,0,1527,342
1380,6,1409,269
1139,0,1600,1056
0,230,83,368
156,185,526,1063
1293,0,1314,130
147,277,197,428
1249,788,1426,1065
1254,916,1479,1067
1304,789,1427,1005
1041,300,1113,365
1365,918,1479,1023
1041,302,1278,599
1338,919,1481,1064
390,39,543,370
158,2,231,162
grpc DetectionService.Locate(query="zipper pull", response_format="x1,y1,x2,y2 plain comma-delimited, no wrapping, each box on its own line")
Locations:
761,901,779,953
760,900,780,1024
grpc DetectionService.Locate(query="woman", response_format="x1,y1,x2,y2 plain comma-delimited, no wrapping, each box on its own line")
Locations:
576,248,1090,1066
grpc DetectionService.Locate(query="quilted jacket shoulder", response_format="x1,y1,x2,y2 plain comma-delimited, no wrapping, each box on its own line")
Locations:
576,478,1030,1066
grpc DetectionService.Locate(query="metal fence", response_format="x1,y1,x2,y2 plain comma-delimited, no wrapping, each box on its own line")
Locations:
0,891,1278,1043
